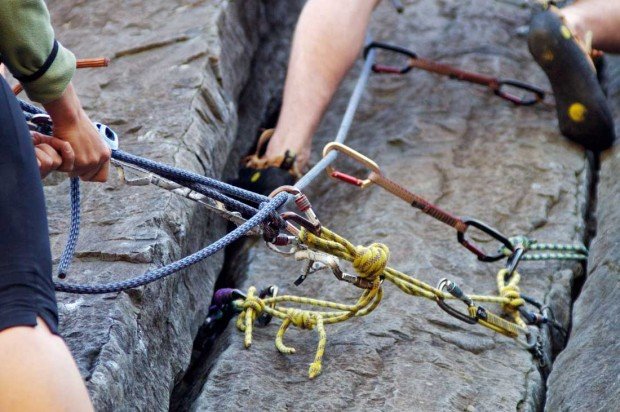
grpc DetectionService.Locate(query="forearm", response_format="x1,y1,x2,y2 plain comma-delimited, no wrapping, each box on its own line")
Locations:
0,0,75,103
268,0,380,162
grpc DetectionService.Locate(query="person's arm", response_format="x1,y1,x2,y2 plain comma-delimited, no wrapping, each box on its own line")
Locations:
265,0,381,168
0,0,75,103
43,84,110,181
0,0,110,182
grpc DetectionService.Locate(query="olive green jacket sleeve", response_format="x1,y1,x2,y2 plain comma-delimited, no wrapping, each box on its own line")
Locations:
0,0,76,103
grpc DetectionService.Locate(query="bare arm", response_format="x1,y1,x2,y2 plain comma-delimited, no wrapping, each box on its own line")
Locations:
266,0,381,168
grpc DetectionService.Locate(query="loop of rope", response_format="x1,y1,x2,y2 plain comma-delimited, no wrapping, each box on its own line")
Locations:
232,226,545,378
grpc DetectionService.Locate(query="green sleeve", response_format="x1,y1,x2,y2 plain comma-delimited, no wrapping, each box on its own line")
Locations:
0,0,76,103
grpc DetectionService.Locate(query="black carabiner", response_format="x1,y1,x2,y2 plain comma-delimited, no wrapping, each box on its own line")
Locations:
505,244,526,277
363,41,418,74
457,218,514,262
281,212,322,235
435,279,478,325
494,79,546,106
257,285,278,327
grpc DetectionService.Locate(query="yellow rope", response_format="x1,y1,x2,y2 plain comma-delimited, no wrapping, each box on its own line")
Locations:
234,226,531,378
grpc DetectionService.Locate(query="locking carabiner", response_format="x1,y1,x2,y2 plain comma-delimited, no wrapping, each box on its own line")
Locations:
269,185,322,237
435,279,478,325
436,279,524,339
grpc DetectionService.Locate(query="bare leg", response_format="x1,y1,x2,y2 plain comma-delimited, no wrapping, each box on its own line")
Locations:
265,0,381,170
561,0,620,53
0,318,93,411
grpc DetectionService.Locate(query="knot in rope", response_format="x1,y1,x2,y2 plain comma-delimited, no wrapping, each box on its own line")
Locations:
242,295,265,315
352,243,389,281
290,310,316,330
500,284,525,310
497,269,525,319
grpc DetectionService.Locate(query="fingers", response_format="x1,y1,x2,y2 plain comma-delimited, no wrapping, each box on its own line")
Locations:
36,143,63,170
78,147,111,182
31,131,75,172
31,132,75,172
34,145,62,178
87,159,110,183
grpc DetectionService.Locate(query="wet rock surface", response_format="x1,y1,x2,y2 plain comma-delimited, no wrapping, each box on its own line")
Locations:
43,0,286,409
195,1,591,411
545,57,620,411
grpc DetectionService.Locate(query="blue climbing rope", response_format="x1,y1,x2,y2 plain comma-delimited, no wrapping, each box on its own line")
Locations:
57,177,80,278
21,100,285,294
54,192,287,294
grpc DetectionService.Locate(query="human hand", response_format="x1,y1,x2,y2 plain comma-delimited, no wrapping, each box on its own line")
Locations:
32,131,75,178
43,83,110,182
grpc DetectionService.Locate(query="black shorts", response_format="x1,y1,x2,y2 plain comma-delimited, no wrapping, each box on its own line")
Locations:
0,76,58,334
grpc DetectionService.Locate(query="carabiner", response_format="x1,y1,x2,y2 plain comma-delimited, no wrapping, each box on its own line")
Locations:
457,218,514,262
281,212,321,236
494,79,546,106
269,185,322,237
435,279,477,324
257,285,278,326
363,41,418,74
323,142,381,189
504,243,527,277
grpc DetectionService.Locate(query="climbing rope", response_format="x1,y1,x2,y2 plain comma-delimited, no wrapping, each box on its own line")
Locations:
225,221,578,378
21,101,291,294
217,142,586,378
364,41,548,106
17,38,382,294
18,46,582,380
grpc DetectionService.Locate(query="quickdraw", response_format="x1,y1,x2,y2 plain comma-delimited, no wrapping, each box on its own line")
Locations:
364,42,547,106
322,142,587,267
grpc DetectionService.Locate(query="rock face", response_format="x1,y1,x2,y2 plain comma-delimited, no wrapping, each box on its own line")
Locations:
545,57,620,411
195,1,591,411
37,0,619,409
42,1,292,410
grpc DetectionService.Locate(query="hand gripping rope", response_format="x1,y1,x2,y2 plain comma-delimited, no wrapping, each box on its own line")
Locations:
21,100,290,294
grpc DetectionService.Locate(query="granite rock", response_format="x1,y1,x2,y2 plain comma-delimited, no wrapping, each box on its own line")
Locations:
544,56,620,412
195,1,590,411
41,0,285,410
